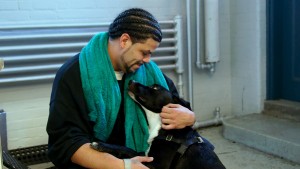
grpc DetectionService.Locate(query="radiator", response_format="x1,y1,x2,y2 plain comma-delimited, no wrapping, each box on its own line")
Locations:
0,16,184,96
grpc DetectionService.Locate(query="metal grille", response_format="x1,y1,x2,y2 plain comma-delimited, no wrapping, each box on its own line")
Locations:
8,144,49,166
0,17,183,87
3,150,29,169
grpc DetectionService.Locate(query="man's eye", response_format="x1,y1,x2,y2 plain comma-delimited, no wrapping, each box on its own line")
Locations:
142,52,148,56
142,51,151,57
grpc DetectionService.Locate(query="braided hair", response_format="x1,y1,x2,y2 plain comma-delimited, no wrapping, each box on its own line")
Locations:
108,8,162,43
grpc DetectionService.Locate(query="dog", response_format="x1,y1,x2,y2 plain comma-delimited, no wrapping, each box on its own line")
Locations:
91,80,226,169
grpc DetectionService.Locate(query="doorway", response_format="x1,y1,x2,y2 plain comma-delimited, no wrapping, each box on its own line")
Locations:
267,0,300,102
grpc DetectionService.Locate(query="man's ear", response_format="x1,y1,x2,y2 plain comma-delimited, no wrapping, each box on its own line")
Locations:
119,33,132,48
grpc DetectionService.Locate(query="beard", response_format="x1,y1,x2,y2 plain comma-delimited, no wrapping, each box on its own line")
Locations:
125,60,143,73
120,48,143,73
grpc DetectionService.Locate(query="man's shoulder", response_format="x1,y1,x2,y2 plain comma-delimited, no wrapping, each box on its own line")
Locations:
162,74,175,86
54,53,81,83
59,53,80,74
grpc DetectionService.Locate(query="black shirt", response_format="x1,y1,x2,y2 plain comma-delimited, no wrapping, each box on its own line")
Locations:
46,53,189,168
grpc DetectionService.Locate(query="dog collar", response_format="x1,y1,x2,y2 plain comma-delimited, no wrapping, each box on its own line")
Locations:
154,129,204,156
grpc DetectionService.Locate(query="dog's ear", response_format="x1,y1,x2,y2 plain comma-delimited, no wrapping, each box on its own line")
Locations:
172,95,181,104
172,95,192,110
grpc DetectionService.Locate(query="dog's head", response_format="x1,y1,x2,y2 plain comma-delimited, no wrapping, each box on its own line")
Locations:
128,80,180,113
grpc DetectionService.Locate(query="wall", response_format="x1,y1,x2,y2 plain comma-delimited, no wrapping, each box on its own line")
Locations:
191,0,233,121
190,0,266,121
0,0,183,24
229,0,266,116
0,84,51,148
0,0,188,149
0,0,266,149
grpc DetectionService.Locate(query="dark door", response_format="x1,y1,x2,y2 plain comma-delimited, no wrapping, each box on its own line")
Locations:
267,0,300,102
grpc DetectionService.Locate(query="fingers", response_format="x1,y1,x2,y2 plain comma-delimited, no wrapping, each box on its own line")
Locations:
160,107,175,130
160,111,173,119
162,103,180,111
160,104,178,118
161,123,175,130
132,156,154,163
160,104,177,130
161,117,174,124
160,103,196,130
129,156,153,169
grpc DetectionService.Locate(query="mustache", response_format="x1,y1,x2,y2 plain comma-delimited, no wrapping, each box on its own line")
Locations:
124,60,144,73
129,61,144,68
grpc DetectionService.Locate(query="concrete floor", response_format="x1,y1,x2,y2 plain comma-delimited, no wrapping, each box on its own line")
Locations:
27,126,300,169
198,126,300,169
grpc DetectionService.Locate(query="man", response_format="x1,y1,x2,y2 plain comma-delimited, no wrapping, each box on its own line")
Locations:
47,8,195,169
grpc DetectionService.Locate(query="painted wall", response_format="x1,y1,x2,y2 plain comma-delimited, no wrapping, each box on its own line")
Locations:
229,0,266,116
0,0,266,149
190,0,233,121
0,0,184,24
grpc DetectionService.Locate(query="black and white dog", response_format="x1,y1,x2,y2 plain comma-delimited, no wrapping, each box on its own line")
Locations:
91,80,226,169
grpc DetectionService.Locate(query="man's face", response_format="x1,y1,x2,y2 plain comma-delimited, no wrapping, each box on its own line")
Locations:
120,38,160,73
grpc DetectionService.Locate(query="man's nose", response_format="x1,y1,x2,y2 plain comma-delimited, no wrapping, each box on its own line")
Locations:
142,56,151,63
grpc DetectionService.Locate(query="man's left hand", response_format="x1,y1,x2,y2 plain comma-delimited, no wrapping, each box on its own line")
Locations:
160,104,195,130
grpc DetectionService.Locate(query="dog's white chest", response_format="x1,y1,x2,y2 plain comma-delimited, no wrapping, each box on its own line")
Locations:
141,106,161,154
144,108,161,143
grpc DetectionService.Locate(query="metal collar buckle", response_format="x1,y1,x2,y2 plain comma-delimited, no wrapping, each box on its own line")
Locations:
196,136,204,143
166,135,173,141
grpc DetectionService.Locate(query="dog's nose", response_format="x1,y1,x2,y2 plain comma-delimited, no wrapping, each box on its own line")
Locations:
128,80,136,86
128,80,133,85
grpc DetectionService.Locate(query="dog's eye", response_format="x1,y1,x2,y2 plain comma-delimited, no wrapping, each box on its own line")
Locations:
152,86,158,90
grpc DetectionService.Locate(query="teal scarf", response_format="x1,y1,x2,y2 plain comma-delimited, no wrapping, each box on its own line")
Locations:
79,32,169,152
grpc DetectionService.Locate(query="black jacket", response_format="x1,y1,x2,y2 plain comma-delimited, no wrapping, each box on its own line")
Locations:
46,53,190,168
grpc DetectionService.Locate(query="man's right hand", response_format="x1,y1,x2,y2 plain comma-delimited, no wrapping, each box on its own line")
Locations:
130,156,153,169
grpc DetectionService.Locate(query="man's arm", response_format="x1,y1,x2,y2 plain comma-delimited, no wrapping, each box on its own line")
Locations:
71,143,153,169
71,143,124,169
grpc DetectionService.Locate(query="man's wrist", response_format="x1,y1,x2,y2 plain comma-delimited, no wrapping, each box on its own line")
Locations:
123,159,131,169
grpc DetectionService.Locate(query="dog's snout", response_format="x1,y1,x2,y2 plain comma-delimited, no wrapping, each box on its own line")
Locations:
128,80,136,86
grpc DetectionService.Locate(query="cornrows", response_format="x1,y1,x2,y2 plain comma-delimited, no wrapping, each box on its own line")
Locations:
108,8,162,43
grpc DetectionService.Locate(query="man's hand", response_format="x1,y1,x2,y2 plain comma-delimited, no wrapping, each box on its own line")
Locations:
160,104,195,130
130,156,153,169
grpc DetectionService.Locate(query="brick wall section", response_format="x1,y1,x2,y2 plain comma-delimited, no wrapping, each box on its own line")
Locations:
0,0,183,25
